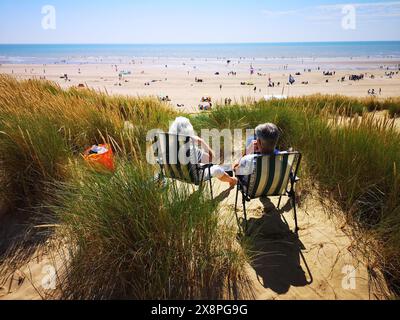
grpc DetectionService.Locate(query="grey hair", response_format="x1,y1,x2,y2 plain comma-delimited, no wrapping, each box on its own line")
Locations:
255,123,280,146
169,117,195,137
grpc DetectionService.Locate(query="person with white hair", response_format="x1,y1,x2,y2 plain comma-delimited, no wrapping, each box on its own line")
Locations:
169,117,237,188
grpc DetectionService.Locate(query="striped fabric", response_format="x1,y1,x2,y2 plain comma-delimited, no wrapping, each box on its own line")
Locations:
247,153,299,198
154,133,202,185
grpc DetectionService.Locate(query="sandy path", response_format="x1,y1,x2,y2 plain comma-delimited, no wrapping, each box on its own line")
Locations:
214,181,386,300
0,251,58,300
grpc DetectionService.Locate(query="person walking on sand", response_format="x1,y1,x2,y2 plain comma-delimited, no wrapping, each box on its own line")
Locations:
169,117,238,188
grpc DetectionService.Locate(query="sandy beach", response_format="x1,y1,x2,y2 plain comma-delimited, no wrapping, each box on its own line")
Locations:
1,57,399,112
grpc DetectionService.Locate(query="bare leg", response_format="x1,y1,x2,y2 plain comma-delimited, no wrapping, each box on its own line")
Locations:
218,173,238,188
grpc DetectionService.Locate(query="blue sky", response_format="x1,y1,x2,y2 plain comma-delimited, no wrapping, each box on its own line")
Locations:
0,0,399,43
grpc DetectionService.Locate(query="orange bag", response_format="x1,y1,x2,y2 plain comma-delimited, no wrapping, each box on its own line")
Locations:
83,144,115,172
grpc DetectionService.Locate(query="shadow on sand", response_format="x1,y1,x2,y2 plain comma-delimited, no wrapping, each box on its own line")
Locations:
244,197,313,295
0,204,53,280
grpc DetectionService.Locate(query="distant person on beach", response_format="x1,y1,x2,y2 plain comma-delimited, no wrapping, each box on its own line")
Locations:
224,98,232,105
169,117,237,188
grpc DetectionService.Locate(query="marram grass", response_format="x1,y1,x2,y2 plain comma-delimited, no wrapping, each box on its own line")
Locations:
0,76,251,300
0,75,176,211
49,160,251,300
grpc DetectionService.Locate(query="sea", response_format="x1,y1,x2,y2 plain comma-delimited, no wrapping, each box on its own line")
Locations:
0,42,400,64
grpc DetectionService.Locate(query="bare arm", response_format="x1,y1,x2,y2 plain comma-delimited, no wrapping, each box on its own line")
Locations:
193,136,215,161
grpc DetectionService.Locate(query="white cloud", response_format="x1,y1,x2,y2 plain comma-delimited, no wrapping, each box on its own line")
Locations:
262,9,299,16
262,1,400,20
318,1,400,17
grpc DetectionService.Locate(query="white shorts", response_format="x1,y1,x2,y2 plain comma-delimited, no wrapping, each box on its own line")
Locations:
202,165,225,180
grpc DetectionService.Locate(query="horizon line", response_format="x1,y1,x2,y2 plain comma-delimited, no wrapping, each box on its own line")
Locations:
1,40,400,46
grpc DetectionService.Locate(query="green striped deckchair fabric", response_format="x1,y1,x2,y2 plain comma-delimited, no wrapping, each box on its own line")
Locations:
154,133,202,185
247,153,299,199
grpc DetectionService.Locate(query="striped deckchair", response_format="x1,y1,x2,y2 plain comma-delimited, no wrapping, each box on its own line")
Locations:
153,133,214,198
234,152,302,234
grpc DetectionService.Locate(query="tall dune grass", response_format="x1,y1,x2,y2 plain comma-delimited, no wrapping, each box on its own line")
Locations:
0,113,70,209
50,160,250,300
0,76,251,300
0,75,175,212
297,94,400,117
0,75,175,276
